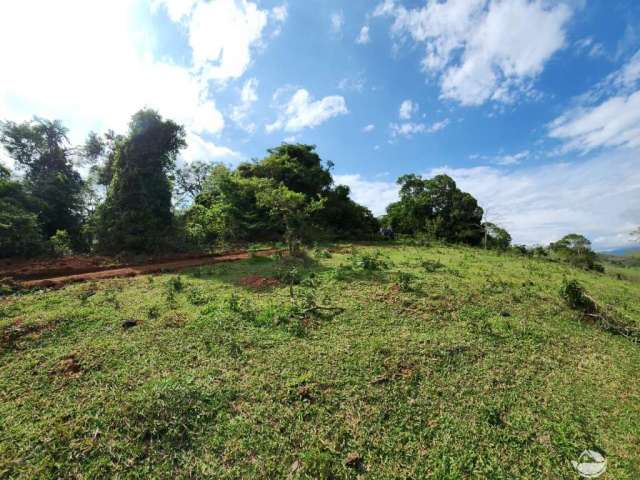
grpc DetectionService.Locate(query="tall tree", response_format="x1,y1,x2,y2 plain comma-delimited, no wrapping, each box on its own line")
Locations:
0,118,84,244
385,174,484,244
95,109,186,253
0,164,46,257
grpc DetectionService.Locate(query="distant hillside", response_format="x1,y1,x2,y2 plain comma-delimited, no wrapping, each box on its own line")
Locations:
599,245,640,256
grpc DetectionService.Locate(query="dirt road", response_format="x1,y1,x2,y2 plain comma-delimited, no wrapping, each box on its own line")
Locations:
16,249,280,289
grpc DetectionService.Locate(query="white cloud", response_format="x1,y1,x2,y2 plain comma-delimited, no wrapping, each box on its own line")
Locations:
337,150,640,249
390,119,449,138
338,74,366,93
270,4,288,36
230,78,259,133
357,25,370,44
331,11,345,35
187,0,269,81
399,99,418,120
375,0,572,106
362,124,376,133
0,0,224,145
574,37,605,58
334,174,400,217
549,91,640,153
182,132,242,164
266,88,348,133
549,51,640,153
495,150,529,165
152,0,197,22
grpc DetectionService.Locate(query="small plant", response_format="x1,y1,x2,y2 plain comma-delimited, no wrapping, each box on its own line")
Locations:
186,286,209,306
350,250,388,271
421,259,444,272
397,271,414,292
166,276,185,292
147,305,160,319
313,244,332,259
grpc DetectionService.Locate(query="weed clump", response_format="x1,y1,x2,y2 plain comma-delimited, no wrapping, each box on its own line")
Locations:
350,250,389,271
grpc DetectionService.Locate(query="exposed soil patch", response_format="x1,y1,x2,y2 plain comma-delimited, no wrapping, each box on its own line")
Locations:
239,275,281,289
11,248,280,289
1,318,58,350
50,354,82,378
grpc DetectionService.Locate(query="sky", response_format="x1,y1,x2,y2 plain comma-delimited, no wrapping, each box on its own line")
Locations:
1,0,639,250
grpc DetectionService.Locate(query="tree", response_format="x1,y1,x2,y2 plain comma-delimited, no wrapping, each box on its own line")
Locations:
483,222,512,250
173,161,216,207
549,233,602,271
238,143,333,198
255,183,325,255
94,109,186,253
0,118,84,245
384,174,484,244
0,164,46,257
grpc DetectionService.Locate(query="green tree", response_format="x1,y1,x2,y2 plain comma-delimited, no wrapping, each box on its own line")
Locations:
0,164,46,257
173,160,215,207
94,109,186,253
0,118,84,245
238,143,333,198
255,183,325,255
483,222,512,250
385,174,484,244
549,233,601,271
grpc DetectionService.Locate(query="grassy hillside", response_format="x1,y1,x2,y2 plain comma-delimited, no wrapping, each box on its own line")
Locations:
1,244,639,479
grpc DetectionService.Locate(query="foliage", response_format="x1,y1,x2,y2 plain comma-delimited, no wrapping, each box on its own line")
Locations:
173,160,215,207
0,118,85,247
49,230,73,257
256,182,325,255
384,174,484,245
185,144,378,249
94,109,186,253
0,168,46,257
550,233,603,271
483,222,512,250
349,250,389,271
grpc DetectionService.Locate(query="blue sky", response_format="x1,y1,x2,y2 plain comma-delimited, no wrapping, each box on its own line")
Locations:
1,0,639,249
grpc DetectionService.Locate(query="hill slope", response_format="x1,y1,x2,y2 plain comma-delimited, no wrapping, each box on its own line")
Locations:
1,244,639,478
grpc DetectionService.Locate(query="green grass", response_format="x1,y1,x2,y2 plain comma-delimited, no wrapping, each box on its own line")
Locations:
1,244,640,479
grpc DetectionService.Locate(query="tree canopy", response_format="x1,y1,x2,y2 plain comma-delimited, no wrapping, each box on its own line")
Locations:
384,174,484,245
0,118,85,246
94,109,186,253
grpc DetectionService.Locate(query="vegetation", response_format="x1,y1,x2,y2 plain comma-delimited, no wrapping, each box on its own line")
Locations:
1,244,639,478
384,174,484,245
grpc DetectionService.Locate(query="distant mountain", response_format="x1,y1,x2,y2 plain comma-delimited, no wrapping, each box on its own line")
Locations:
598,246,640,256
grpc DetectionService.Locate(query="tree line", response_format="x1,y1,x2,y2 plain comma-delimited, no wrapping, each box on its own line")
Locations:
0,108,608,270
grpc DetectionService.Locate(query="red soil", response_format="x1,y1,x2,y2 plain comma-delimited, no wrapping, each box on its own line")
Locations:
239,275,281,289
4,249,280,289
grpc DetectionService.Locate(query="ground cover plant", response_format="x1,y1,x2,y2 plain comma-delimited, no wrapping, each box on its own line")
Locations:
1,243,639,479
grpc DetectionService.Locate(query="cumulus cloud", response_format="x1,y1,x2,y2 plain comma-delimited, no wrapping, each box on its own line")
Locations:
399,99,418,120
230,78,259,133
362,124,376,133
357,25,370,44
374,0,572,106
182,132,242,164
266,88,348,133
548,50,640,153
336,151,640,249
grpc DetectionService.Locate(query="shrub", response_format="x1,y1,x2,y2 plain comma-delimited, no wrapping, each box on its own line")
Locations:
49,229,73,257
350,250,388,271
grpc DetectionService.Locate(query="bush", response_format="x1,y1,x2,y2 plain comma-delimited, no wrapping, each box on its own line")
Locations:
49,229,73,257
350,250,388,271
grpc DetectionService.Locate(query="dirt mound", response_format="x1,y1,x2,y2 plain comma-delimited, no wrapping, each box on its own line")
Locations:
239,275,281,289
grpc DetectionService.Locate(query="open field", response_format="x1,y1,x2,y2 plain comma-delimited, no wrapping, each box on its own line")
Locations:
1,244,640,479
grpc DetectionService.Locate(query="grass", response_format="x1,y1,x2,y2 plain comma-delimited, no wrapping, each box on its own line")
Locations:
1,243,640,479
